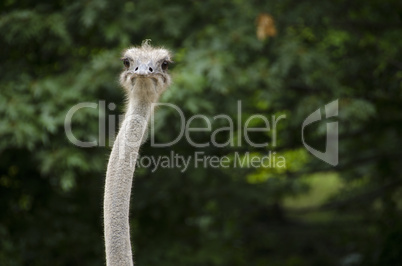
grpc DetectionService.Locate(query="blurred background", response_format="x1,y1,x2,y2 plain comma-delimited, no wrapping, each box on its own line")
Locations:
1,0,402,265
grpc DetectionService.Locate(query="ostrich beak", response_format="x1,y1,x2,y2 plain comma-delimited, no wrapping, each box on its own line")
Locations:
134,64,153,76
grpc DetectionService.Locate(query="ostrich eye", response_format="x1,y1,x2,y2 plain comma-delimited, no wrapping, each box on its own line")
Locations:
122,58,130,68
161,61,169,71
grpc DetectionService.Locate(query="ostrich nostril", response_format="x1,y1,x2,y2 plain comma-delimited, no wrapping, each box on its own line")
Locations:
135,67,138,71
149,67,153,72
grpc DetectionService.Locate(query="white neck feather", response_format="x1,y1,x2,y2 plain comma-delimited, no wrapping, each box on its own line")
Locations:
104,93,153,266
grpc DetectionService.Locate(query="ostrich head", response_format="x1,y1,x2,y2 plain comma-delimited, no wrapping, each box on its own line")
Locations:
119,41,172,102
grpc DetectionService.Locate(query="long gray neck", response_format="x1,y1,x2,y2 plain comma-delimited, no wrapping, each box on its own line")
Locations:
104,96,152,266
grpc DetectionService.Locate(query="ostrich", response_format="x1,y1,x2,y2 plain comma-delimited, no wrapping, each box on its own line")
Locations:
104,41,172,266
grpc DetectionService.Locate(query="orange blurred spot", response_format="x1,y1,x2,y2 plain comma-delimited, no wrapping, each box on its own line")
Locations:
256,13,277,40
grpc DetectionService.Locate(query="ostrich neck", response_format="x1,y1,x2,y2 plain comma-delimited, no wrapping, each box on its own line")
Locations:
104,94,153,266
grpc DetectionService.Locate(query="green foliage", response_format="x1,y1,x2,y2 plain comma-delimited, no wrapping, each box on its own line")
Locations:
1,0,402,265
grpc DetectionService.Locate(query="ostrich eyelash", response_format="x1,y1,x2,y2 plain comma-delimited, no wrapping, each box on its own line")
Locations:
121,57,130,68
